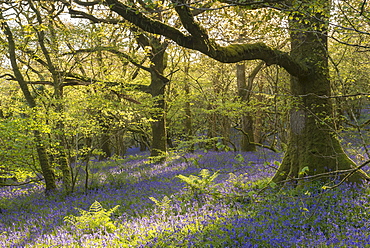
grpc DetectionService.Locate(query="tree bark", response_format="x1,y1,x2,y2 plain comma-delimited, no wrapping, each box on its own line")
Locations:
237,62,256,152
149,39,168,158
272,1,369,184
99,133,112,160
184,65,194,152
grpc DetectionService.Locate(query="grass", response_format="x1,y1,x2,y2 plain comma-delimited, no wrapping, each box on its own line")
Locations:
0,149,369,247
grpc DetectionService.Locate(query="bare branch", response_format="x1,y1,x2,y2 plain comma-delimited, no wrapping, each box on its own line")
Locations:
324,159,370,189
0,178,44,187
64,47,151,72
274,160,370,186
234,125,279,152
0,73,15,80
360,0,367,16
219,0,285,8
73,0,102,6
69,9,120,23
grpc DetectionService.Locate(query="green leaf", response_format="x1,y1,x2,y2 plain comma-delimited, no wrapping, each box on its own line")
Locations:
299,166,309,176
234,153,245,163
269,181,277,188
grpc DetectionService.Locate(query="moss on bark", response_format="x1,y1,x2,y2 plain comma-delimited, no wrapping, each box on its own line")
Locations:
273,1,369,184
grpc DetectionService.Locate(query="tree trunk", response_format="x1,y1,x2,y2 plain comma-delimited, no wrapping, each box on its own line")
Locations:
34,130,57,193
183,61,194,152
139,134,149,151
25,1,73,193
236,63,256,151
272,2,369,184
149,40,168,158
56,140,72,193
114,130,127,157
99,133,112,160
54,85,73,193
240,115,256,152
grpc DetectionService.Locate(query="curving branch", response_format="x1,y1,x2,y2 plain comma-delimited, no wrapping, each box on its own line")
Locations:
173,0,209,41
64,47,151,72
219,0,286,8
73,0,102,6
66,0,309,76
69,8,120,23
99,0,309,77
64,46,170,83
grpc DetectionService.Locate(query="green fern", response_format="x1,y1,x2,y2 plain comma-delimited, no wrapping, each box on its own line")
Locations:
149,195,172,213
88,200,104,213
64,201,119,234
176,169,220,201
177,169,219,190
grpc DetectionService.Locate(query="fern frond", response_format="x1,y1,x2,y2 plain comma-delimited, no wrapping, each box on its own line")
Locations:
149,196,160,205
199,169,211,178
64,201,119,234
89,201,103,213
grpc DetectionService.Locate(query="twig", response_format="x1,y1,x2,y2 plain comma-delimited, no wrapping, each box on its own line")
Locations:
234,125,279,153
0,178,44,187
323,160,370,190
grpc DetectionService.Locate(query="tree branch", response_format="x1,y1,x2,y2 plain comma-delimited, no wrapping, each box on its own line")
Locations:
173,0,209,41
218,0,285,8
64,47,151,72
64,45,170,83
234,125,279,152
98,0,309,77
1,71,151,95
245,61,265,101
69,8,120,23
274,159,370,186
73,0,102,6
0,178,44,187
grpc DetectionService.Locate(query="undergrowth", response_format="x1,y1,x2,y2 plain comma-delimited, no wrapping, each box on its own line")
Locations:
0,150,369,247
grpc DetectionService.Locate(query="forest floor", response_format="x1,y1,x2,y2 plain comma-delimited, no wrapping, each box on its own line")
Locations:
0,148,369,247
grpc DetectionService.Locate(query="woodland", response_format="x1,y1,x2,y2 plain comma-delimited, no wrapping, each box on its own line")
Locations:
0,0,370,247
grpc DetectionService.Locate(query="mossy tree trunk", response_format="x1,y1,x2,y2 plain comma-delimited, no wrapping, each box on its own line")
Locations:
148,39,168,158
54,90,73,193
272,1,368,184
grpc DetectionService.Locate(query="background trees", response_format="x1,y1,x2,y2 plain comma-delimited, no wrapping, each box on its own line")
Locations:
0,0,369,192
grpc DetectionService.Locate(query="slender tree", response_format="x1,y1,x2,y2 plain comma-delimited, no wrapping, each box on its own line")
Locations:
236,61,265,152
0,9,57,194
27,0,73,193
